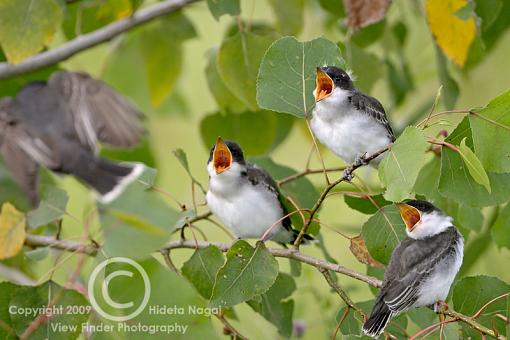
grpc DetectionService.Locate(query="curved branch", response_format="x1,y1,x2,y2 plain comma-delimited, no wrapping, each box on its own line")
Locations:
0,0,201,80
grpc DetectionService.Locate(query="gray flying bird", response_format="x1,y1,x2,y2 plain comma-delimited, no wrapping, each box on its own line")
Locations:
0,71,145,206
206,137,313,244
311,66,395,175
363,200,464,338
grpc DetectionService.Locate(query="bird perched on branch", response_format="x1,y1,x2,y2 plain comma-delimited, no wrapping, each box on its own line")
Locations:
363,200,464,338
206,137,314,244
0,71,145,206
311,66,395,178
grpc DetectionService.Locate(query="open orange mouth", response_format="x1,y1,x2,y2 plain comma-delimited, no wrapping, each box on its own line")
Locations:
213,137,232,174
315,68,334,102
396,203,421,232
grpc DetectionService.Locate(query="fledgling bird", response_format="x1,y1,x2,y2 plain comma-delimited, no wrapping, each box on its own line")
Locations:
362,200,464,338
311,66,395,176
206,137,314,244
0,71,145,206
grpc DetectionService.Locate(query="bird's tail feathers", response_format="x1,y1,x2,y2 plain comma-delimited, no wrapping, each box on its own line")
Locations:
362,301,394,338
69,155,144,204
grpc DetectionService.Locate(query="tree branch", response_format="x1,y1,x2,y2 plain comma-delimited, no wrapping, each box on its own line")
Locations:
0,0,201,80
319,268,366,320
0,263,36,286
277,166,346,185
24,234,98,256
293,144,392,247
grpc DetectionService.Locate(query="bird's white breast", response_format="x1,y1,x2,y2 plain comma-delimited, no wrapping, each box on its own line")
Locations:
206,179,291,243
311,90,391,165
415,237,464,307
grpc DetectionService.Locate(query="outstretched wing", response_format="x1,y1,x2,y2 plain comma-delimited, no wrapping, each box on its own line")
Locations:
48,71,145,151
245,164,293,232
349,91,395,141
379,228,459,313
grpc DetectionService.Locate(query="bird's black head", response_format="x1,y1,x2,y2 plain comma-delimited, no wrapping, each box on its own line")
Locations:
208,137,245,174
315,66,354,102
405,200,440,214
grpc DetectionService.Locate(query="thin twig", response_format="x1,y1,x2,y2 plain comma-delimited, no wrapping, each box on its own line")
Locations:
216,313,249,340
319,268,366,320
0,0,201,79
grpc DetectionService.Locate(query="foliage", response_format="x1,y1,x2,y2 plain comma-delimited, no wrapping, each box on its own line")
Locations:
0,0,510,339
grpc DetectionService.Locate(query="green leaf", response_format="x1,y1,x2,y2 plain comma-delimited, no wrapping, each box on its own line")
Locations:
62,0,133,39
361,205,407,264
0,203,25,260
344,44,382,93
257,36,345,117
386,58,413,107
159,10,197,42
268,0,304,35
200,111,293,156
344,194,391,215
209,240,278,308
27,187,68,228
474,0,503,31
453,276,510,338
141,24,183,108
99,181,180,259
379,127,429,202
469,89,510,173
248,273,296,337
0,0,63,63
491,203,510,249
217,32,273,110
9,281,90,339
182,246,225,299
207,0,240,20
438,117,510,206
351,21,386,47
318,0,345,18
205,48,246,113
458,137,491,192
414,156,442,200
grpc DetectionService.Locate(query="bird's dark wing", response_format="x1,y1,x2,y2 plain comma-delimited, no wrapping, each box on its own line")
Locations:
349,91,395,141
379,227,460,313
48,71,145,150
0,99,42,206
245,164,293,232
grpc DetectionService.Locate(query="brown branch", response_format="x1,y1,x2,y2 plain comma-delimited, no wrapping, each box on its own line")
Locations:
216,313,249,340
24,234,99,256
293,144,392,247
442,309,506,340
0,263,36,286
319,268,366,320
0,0,201,79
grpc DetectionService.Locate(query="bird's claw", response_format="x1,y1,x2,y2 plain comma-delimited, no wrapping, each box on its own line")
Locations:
434,300,449,313
354,153,369,167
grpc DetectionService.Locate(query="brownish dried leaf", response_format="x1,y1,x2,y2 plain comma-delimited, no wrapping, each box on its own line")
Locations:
349,235,384,268
344,0,392,30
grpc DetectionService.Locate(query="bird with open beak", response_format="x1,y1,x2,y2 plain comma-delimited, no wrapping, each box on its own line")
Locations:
0,71,145,206
311,66,395,178
363,200,464,338
206,137,314,244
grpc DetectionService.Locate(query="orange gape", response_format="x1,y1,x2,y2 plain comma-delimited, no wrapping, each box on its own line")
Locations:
213,137,232,174
397,203,421,231
315,68,334,102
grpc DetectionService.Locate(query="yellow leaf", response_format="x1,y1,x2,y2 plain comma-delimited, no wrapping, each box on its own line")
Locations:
0,203,26,260
0,0,63,64
425,0,476,66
